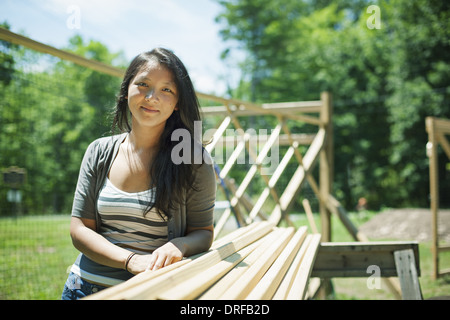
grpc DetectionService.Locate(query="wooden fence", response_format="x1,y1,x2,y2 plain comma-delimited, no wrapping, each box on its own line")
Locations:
426,116,450,279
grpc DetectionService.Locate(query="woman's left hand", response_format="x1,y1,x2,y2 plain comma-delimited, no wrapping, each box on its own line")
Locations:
147,240,185,271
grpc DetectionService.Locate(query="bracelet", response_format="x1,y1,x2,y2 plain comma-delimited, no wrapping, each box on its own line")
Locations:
125,252,136,272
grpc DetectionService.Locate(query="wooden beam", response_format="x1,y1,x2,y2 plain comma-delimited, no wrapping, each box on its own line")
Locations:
2,27,303,121
247,143,296,223
312,242,420,278
286,233,321,300
326,195,369,241
157,236,264,300
426,116,440,280
246,226,308,300
319,91,333,242
204,116,232,154
219,227,295,300
433,117,450,134
0,27,125,78
269,128,325,225
215,133,315,146
323,195,403,298
394,249,423,300
87,221,274,299
437,133,450,159
229,124,282,209
198,227,286,300
302,199,319,234
272,235,313,300
200,101,323,116
199,99,324,125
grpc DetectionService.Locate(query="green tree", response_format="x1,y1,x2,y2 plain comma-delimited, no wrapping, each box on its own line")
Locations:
215,0,450,209
0,30,124,215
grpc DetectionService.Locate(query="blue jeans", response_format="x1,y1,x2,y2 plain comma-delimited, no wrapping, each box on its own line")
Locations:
61,272,107,300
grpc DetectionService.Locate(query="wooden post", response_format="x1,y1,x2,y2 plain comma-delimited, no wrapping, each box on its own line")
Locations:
394,249,423,300
426,117,439,280
319,92,333,242
318,92,333,298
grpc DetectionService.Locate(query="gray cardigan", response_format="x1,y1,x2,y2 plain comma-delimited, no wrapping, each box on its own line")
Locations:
71,133,216,270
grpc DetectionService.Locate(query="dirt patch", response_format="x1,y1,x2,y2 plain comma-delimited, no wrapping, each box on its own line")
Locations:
359,208,450,243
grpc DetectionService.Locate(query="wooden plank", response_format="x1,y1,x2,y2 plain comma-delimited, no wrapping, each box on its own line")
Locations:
216,182,246,230
326,195,369,241
437,133,450,159
286,233,321,300
434,117,450,134
85,257,193,300
302,199,319,234
204,116,232,153
216,134,315,146
129,222,275,300
438,244,450,253
312,241,420,278
219,227,295,300
219,133,249,178
269,128,325,224
394,249,423,300
281,121,322,201
272,235,313,300
438,268,450,277
200,101,322,116
199,100,324,124
305,277,321,299
426,116,440,280
323,196,404,298
223,177,255,226
87,221,274,299
248,188,271,223
0,28,125,78
198,228,286,300
268,143,297,189
247,142,295,222
213,207,233,239
319,92,333,242
261,100,323,113
199,92,307,123
223,113,284,223
157,236,264,300
246,226,308,300
211,221,257,249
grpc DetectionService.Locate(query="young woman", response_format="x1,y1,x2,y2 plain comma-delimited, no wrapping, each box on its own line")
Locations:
61,48,216,299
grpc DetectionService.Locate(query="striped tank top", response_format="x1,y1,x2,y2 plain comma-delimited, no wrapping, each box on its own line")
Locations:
98,178,168,253
70,178,168,286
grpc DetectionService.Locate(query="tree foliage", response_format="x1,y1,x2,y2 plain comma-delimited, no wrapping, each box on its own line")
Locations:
0,25,124,215
215,0,450,209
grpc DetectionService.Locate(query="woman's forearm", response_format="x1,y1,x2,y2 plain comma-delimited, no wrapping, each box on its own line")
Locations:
171,227,214,257
71,217,213,273
70,217,132,270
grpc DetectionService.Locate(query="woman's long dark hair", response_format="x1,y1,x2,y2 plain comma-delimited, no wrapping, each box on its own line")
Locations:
111,48,203,220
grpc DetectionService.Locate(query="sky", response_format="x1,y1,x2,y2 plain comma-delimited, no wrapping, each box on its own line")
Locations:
0,0,241,96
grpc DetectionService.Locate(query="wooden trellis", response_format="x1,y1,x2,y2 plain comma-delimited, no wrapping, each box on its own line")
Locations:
198,91,333,239
426,116,450,279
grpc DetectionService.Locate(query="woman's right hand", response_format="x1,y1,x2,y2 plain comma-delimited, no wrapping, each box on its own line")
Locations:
126,254,154,275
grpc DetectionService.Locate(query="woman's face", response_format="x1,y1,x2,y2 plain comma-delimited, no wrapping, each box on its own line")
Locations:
127,60,179,131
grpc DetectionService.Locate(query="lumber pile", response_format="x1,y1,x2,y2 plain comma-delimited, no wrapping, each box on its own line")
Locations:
86,221,321,300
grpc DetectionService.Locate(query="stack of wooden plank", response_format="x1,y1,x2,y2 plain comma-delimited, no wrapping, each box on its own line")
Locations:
87,221,321,300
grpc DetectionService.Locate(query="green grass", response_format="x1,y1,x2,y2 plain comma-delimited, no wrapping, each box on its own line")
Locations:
0,215,78,300
1,213,449,300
